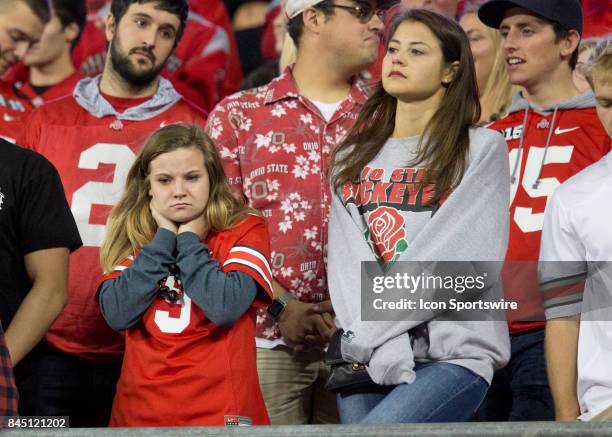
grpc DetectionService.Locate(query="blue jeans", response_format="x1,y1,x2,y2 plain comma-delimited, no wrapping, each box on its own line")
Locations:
337,362,488,424
473,328,554,421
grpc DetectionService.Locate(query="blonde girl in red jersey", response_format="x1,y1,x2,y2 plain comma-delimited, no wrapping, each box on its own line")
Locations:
98,124,273,426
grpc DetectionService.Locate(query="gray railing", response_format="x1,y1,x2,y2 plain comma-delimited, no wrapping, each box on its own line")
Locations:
3,422,612,437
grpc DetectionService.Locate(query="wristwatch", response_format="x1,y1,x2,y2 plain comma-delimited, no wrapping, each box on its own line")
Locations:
267,292,296,320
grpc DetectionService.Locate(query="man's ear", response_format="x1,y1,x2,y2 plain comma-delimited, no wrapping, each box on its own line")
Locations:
63,22,80,45
442,61,460,85
302,7,323,34
560,30,580,60
104,13,116,44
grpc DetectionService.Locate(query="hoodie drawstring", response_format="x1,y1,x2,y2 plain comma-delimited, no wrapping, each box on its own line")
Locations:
532,106,559,189
510,107,529,184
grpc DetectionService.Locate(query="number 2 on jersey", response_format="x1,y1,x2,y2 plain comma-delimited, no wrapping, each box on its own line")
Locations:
71,143,136,246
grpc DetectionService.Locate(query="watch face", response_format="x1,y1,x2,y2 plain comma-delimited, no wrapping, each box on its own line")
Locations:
267,300,285,318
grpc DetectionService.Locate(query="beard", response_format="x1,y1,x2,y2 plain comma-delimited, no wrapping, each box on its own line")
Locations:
109,34,167,88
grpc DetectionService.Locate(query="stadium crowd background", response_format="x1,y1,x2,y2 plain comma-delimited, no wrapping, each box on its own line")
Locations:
0,0,610,130
0,0,611,429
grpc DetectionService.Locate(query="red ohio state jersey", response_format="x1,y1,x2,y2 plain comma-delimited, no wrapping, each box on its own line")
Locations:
490,101,610,333
3,65,82,108
103,215,272,427
187,0,242,98
18,90,206,361
0,80,33,143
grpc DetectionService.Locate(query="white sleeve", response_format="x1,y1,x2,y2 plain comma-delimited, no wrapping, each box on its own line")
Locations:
539,191,587,319
540,191,585,262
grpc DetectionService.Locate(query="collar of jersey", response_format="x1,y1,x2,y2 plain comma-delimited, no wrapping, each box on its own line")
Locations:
72,75,182,121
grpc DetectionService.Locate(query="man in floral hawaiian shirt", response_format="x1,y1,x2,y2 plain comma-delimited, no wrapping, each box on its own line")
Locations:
205,0,383,425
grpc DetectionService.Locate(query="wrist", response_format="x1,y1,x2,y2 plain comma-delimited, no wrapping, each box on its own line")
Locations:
555,406,580,421
151,227,177,253
267,291,296,321
177,228,198,236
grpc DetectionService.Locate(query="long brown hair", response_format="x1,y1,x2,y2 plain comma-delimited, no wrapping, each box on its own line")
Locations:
331,9,481,203
100,123,258,273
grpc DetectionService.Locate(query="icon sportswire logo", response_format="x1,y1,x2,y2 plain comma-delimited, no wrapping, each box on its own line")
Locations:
0,188,4,211
554,126,580,135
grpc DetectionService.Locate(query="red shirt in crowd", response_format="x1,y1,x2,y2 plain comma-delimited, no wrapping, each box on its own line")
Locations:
490,96,611,335
103,215,272,427
18,78,206,362
0,80,33,143
582,0,612,39
188,0,243,98
3,65,81,108
205,67,367,341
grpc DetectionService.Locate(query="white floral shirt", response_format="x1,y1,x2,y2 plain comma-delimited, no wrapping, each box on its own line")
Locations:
205,67,367,340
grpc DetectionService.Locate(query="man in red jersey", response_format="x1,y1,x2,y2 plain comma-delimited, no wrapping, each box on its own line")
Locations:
206,0,383,425
4,0,85,109
472,0,611,421
17,0,205,427
0,0,50,141
72,0,235,111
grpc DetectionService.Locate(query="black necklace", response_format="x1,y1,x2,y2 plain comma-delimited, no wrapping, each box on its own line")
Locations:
157,264,183,303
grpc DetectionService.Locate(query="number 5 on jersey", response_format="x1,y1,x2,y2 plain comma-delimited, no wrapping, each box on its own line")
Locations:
509,145,573,233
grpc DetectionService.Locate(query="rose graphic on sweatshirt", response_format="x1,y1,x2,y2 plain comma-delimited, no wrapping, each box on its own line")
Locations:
365,206,408,264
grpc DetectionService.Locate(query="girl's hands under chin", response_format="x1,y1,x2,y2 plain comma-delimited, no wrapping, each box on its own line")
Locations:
150,200,178,234
178,214,209,240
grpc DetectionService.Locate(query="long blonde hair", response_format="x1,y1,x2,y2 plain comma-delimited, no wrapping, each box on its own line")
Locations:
100,123,257,273
463,7,519,122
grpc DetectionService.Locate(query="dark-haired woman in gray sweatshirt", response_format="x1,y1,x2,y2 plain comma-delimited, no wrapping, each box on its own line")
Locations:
327,9,511,424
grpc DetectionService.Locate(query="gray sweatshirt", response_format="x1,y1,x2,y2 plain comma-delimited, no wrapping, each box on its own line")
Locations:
328,127,511,385
99,228,257,329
